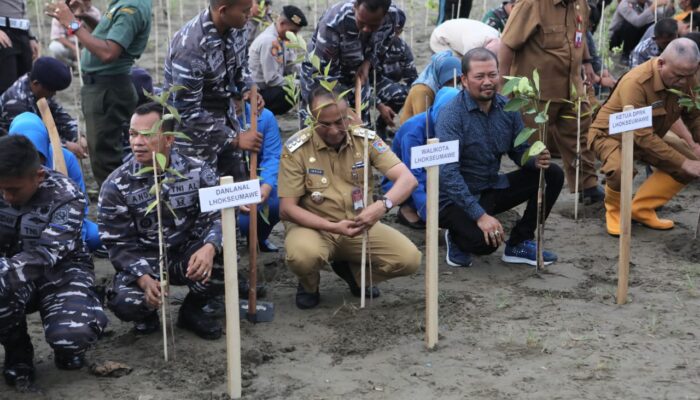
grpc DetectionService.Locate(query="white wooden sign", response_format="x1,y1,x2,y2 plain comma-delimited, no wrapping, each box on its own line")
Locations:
410,140,460,169
609,106,652,135
199,179,262,212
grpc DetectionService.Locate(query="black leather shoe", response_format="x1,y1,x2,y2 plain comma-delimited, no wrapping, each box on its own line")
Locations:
396,208,425,230
580,185,605,205
133,312,160,335
238,278,267,299
201,295,226,318
295,283,320,309
331,262,381,298
177,293,222,340
54,351,85,370
2,321,35,386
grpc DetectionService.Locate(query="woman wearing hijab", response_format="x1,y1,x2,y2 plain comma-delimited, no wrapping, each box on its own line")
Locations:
399,51,462,124
9,112,104,254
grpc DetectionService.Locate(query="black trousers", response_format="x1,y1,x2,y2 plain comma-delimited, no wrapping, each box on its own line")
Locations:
609,20,651,57
439,166,564,255
261,86,294,115
0,27,32,94
438,0,472,24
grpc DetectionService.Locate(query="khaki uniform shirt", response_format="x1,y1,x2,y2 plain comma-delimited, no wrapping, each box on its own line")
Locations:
278,127,401,222
589,58,700,169
501,0,589,102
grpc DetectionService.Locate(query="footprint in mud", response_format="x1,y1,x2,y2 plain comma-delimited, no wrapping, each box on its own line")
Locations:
664,233,700,263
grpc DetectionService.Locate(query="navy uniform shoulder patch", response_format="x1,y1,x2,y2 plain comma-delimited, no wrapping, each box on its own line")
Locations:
352,127,377,140
285,129,312,153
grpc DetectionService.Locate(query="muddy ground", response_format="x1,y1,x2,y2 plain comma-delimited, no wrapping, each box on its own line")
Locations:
3,0,700,399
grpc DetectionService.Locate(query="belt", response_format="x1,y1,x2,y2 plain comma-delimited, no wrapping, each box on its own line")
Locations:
0,17,30,31
82,73,132,85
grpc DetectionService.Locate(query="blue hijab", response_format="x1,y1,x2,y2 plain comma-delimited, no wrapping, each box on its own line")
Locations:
412,51,461,93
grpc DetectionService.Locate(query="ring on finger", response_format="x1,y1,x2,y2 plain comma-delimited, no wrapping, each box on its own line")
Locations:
494,231,501,236
488,231,496,237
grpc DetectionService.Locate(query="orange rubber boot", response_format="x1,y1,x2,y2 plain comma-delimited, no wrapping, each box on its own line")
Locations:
604,185,621,236
631,171,685,230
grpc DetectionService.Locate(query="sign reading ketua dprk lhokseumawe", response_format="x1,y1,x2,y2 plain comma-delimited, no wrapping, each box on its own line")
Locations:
609,106,652,135
411,140,460,169
198,179,262,212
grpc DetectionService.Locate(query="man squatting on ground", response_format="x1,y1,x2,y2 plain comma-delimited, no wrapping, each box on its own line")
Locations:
0,135,107,387
279,86,422,309
589,38,700,236
99,103,225,340
437,48,564,268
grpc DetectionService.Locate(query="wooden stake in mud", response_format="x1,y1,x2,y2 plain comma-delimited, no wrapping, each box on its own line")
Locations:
617,105,635,305
356,76,368,308
424,137,439,349
456,0,461,19
247,85,260,322
166,0,173,42
221,175,243,398
598,1,606,77
33,0,44,45
152,152,169,362
73,36,84,86
654,0,658,24
154,7,160,84
37,98,67,175
574,90,582,220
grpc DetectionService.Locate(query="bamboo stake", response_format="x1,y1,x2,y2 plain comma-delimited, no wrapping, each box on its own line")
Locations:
356,77,368,308
617,105,634,305
221,175,243,398
425,137,439,349
154,7,160,84
166,0,172,42
152,152,169,362
247,86,259,322
372,69,377,131
179,0,184,26
535,111,548,272
456,0,461,19
34,0,44,45
453,69,457,87
574,93,582,220
655,0,658,24
37,98,67,175
72,36,83,86
598,1,606,77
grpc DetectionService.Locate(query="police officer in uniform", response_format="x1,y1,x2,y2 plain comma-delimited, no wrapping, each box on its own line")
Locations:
163,0,263,179
279,86,421,309
98,103,225,339
0,135,108,387
0,56,84,158
300,0,404,129
249,5,308,115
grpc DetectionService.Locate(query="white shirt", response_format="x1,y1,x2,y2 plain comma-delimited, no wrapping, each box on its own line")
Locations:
430,19,499,56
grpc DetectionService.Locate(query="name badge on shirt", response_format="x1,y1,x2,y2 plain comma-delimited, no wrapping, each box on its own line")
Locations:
351,187,364,212
574,30,583,48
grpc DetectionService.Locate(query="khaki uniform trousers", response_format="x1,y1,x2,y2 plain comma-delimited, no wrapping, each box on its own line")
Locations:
525,100,599,192
284,221,422,293
590,130,698,191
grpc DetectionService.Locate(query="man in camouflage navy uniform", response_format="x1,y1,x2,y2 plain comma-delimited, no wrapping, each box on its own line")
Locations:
99,103,225,340
245,0,273,47
377,9,417,137
300,0,404,129
0,57,85,158
482,0,515,33
163,0,263,180
0,135,107,388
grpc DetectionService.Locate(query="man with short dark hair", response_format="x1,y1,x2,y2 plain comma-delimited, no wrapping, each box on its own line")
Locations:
0,135,108,387
99,102,225,340
482,0,516,32
279,86,421,309
630,17,679,67
245,0,273,47
249,5,308,115
300,0,404,129
0,56,84,158
48,0,153,187
164,0,263,179
608,0,674,63
437,48,564,267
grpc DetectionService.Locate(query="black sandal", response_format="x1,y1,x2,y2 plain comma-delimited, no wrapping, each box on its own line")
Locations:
396,208,425,229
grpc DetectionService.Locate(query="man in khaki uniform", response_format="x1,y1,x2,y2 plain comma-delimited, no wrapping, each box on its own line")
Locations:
278,86,421,309
589,38,700,236
499,0,604,203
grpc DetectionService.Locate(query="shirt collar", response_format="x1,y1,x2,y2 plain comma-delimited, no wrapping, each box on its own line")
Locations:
651,58,666,93
461,90,505,113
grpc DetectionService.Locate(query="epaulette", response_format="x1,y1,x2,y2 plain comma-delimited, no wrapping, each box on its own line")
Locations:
352,127,377,140
285,129,312,152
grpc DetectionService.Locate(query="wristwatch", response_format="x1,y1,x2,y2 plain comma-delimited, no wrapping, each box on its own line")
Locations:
67,20,82,35
381,196,393,212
